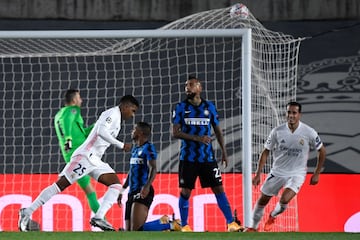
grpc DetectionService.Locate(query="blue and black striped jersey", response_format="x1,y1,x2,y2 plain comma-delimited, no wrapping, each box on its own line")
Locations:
128,141,157,194
172,99,219,163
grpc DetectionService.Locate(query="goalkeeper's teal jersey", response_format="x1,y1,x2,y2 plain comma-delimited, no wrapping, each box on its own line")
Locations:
54,105,93,162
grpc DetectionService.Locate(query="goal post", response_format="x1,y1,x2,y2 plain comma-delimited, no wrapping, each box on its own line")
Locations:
241,28,252,228
0,4,303,232
0,29,253,228
0,28,253,231
0,29,249,39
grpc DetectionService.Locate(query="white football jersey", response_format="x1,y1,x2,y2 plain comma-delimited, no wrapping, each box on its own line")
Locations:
72,106,122,160
265,121,323,177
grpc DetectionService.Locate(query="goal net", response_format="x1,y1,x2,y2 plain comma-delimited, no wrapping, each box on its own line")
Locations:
0,3,302,232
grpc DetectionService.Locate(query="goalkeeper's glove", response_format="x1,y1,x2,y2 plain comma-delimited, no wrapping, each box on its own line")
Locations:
64,139,72,152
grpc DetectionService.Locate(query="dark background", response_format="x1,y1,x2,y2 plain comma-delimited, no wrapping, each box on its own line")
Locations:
0,1,359,174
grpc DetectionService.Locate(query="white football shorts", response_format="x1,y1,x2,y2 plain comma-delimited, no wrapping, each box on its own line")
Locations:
59,153,115,184
260,173,305,196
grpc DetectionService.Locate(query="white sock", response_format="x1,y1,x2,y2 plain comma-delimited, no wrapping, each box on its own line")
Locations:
94,184,121,219
271,202,287,217
25,183,61,215
252,203,265,229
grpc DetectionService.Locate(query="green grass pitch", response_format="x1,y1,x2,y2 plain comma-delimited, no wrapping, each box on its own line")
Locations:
1,232,359,240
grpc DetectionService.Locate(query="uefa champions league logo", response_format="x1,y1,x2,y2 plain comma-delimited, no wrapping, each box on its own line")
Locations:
297,54,360,174
297,53,360,233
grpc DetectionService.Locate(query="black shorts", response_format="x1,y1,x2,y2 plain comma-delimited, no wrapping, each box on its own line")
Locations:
124,186,154,221
178,160,223,189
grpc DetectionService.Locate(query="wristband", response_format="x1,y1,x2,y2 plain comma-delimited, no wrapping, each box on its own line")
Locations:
118,141,124,149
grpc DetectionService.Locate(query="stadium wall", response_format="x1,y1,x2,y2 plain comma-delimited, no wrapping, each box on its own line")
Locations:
0,0,358,21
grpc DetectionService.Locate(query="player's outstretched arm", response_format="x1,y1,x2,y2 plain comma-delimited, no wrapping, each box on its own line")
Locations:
97,123,125,150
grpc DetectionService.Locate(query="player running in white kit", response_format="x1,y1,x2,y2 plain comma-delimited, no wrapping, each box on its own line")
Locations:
244,101,326,232
18,95,139,232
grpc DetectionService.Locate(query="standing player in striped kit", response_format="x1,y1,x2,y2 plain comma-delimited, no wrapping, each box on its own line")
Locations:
172,76,243,232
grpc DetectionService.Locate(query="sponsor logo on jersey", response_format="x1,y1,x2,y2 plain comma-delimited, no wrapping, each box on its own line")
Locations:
130,157,144,164
184,117,210,126
279,146,302,157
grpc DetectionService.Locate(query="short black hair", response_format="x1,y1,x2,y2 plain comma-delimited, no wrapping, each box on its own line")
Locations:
136,121,151,137
188,75,197,80
187,75,201,85
64,89,79,104
287,101,302,113
119,95,140,108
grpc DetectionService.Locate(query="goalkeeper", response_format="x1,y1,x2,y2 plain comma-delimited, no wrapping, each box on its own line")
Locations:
54,89,100,214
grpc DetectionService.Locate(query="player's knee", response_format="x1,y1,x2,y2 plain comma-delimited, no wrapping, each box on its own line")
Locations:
258,195,271,206
77,175,91,189
109,183,122,192
212,185,224,194
98,173,120,185
180,191,190,200
56,176,71,191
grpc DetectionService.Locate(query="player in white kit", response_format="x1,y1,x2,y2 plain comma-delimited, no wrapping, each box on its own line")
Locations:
245,102,326,232
18,95,139,232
